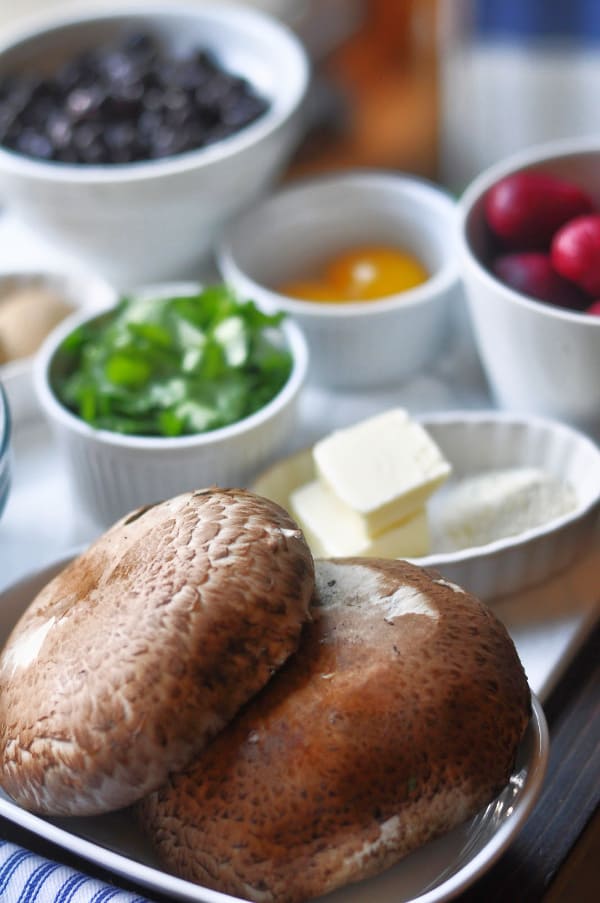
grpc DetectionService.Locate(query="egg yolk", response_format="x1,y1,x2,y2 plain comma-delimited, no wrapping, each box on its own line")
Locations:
277,246,429,303
326,247,429,300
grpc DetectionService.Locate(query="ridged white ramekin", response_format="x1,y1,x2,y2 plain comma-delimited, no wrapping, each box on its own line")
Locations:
33,284,309,528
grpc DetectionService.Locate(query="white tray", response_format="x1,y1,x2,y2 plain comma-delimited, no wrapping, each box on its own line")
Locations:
0,559,550,903
0,211,598,903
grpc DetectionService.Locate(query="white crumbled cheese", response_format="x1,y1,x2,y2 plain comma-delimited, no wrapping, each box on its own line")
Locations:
290,479,430,558
313,408,451,536
435,467,578,551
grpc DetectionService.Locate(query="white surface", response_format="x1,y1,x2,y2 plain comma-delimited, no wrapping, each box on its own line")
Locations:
0,554,549,903
458,137,600,441
218,171,460,389
0,3,309,288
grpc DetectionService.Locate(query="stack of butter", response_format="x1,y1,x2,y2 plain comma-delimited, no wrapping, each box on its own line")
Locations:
289,408,452,559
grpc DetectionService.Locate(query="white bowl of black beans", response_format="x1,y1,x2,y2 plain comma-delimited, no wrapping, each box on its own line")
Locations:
0,3,309,287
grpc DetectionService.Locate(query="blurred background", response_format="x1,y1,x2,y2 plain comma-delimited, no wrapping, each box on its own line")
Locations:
2,0,599,191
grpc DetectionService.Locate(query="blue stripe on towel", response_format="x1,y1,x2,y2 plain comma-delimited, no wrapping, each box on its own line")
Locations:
0,849,33,893
19,862,60,902
0,842,153,903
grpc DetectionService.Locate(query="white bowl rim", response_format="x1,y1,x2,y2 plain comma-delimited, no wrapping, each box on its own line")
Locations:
413,408,600,567
0,1,309,185
457,135,600,328
32,282,309,450
0,382,10,458
218,168,460,319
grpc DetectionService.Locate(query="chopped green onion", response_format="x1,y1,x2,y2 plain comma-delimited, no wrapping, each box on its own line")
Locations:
52,285,293,437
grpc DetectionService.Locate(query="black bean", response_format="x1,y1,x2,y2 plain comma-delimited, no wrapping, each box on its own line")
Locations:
137,108,162,137
106,82,144,117
47,111,73,148
140,86,164,113
161,88,188,114
222,95,268,129
15,128,53,159
72,121,103,148
65,86,103,120
120,32,159,70
55,146,79,163
0,105,18,143
0,30,270,165
104,121,137,151
78,139,106,164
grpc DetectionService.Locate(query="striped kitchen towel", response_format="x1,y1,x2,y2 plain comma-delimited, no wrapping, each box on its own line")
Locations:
0,841,151,903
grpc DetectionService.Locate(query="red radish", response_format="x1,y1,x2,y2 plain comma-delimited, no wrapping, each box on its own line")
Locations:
485,171,594,248
551,214,600,297
586,300,600,316
492,252,587,309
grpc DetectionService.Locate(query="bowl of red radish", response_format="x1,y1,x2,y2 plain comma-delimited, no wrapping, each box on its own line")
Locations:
458,136,600,438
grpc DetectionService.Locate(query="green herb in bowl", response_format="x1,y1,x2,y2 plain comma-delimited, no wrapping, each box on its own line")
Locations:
52,285,293,437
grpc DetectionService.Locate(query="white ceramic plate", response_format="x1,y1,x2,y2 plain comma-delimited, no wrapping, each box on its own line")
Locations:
253,410,600,600
0,554,548,903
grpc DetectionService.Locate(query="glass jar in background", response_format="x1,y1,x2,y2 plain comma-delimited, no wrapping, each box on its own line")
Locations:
439,0,600,190
289,0,441,180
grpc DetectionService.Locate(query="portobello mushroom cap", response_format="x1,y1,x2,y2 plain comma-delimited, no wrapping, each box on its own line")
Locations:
138,557,531,903
0,488,315,816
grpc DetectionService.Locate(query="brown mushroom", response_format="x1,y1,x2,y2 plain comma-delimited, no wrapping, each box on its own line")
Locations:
138,557,531,903
0,488,314,816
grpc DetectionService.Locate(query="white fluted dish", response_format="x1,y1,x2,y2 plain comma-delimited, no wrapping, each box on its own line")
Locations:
252,410,600,601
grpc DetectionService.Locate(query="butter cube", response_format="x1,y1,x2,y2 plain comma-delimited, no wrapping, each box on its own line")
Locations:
313,408,451,536
290,479,430,558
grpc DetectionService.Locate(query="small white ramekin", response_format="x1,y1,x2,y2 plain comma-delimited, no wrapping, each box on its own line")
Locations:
218,170,461,390
33,282,309,527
